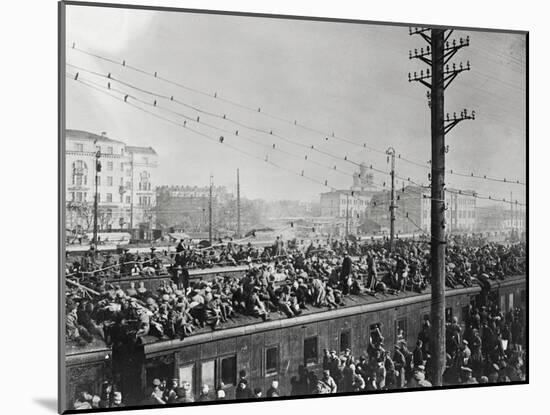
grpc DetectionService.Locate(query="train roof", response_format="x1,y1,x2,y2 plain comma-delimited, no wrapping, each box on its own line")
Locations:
66,274,525,361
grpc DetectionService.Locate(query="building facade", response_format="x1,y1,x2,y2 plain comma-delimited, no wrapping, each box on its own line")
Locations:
65,129,158,236
367,186,476,235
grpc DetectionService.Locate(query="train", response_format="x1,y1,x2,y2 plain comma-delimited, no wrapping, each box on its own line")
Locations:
64,273,526,407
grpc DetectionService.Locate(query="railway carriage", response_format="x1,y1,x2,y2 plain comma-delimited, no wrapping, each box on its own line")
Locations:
65,274,526,407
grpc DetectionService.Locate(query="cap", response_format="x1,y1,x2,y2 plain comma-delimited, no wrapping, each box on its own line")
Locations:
153,378,161,386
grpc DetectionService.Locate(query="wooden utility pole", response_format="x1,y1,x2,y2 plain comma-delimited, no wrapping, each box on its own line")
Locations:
92,147,101,254
409,27,474,386
209,175,213,245
429,29,447,387
237,169,241,238
386,147,396,251
345,193,350,238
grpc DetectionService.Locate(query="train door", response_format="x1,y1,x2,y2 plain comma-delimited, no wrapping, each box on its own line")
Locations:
111,341,145,406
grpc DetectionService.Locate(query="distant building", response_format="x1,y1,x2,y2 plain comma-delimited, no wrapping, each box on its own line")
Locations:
475,205,526,232
65,129,158,237
367,185,476,234
155,185,231,232
320,163,378,219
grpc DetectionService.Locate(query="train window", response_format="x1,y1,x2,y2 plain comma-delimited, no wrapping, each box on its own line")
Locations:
201,360,215,393
369,323,383,344
520,290,526,305
395,318,407,343
265,346,279,375
508,293,514,311
340,329,351,352
500,295,506,312
179,364,194,395
304,336,318,365
220,356,237,387
445,307,453,323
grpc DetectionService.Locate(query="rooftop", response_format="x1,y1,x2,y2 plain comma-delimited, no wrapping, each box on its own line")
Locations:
126,146,158,156
66,129,125,145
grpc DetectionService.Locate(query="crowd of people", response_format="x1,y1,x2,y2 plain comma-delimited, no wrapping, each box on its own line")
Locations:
66,237,526,347
72,297,526,409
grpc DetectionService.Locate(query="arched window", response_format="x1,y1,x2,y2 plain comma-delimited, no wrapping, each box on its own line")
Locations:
139,171,151,191
72,160,88,186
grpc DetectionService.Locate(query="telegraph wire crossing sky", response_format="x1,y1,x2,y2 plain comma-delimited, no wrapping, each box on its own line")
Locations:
65,6,526,204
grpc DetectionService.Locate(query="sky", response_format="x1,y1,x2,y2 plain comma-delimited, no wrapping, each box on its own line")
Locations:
65,5,526,206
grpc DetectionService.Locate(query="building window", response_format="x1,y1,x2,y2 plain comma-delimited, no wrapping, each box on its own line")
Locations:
106,193,112,203
139,171,151,191
304,336,318,365
74,143,84,152
220,355,237,387
76,192,83,202
107,176,113,186
340,329,351,352
107,146,113,154
107,161,113,171
72,160,88,186
97,176,101,186
178,364,194,395
97,194,101,203
143,156,149,164
120,162,124,171
265,347,279,376
125,195,131,204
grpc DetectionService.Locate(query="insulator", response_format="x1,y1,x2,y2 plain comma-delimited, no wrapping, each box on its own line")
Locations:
183,121,187,126
426,68,430,76
235,130,239,135
269,130,273,135
223,114,226,119
453,112,457,120
258,107,261,112
197,116,200,122
272,144,275,149
414,71,417,78
325,137,329,140
311,145,314,149
301,170,304,176
409,50,412,58
305,155,307,160
414,48,418,55
153,100,157,106
420,70,424,77
74,72,79,80
460,37,463,45
107,82,110,89
170,96,174,101
214,92,217,98
124,95,128,102
154,71,157,77
420,47,424,54
460,62,463,70
122,60,126,66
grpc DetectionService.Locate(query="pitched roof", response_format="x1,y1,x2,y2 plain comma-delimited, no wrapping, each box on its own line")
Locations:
65,129,125,145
